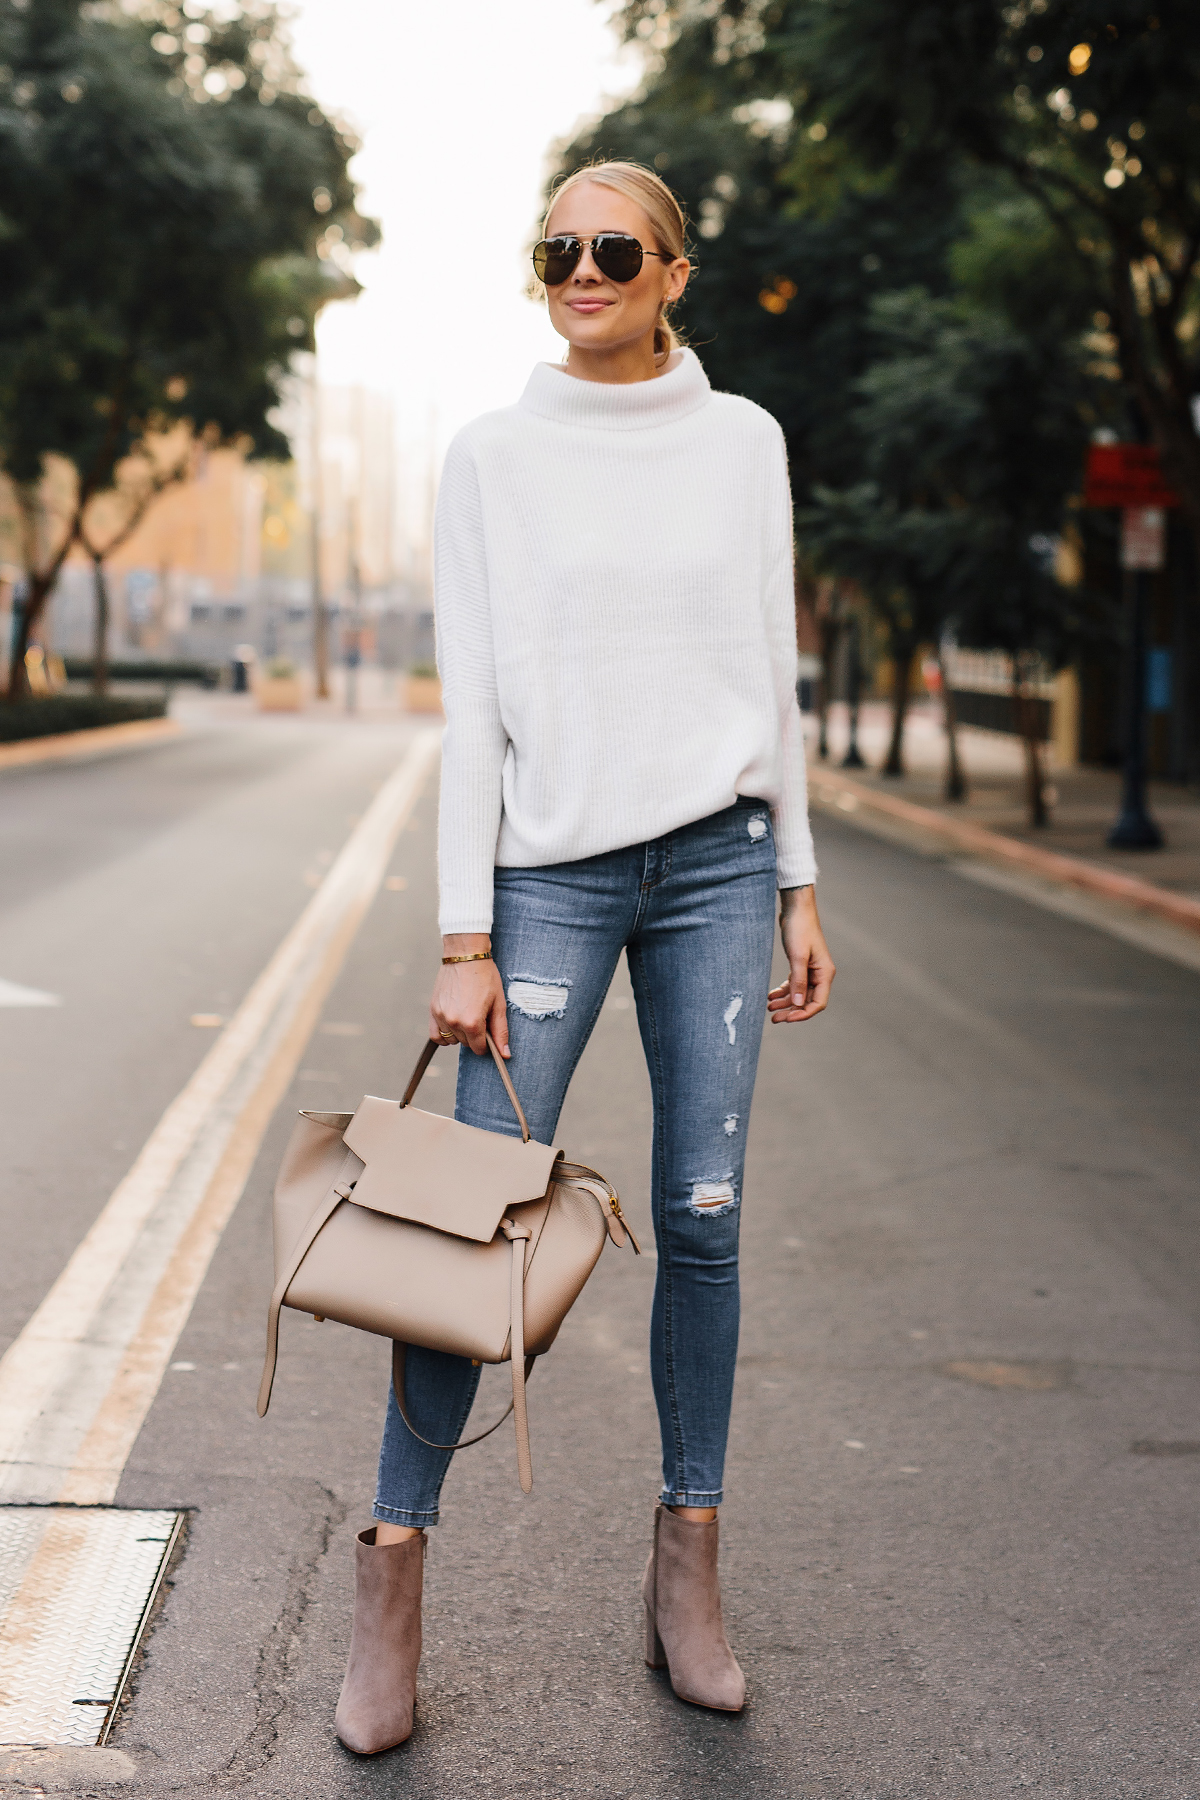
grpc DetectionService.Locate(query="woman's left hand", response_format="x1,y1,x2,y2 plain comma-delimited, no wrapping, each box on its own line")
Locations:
768,886,836,1024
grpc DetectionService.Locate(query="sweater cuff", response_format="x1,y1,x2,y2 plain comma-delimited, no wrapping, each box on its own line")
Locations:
437,911,495,936
775,852,818,889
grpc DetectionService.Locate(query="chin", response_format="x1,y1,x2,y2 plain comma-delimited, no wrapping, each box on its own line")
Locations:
558,318,636,353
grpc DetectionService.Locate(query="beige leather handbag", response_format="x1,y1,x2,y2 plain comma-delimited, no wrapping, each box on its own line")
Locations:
257,1034,639,1491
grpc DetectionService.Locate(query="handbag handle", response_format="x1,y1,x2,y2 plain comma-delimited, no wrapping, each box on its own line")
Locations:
400,1031,531,1144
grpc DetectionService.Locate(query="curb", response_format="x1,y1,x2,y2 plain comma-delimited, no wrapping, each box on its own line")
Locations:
0,716,182,772
810,768,1200,942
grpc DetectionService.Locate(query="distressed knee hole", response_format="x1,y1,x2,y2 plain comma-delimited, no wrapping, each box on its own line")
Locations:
747,815,768,840
507,975,570,1020
723,1113,739,1136
723,994,743,1044
689,1177,738,1218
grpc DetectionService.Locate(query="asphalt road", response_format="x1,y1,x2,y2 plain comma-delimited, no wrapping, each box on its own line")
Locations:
2,710,1199,1798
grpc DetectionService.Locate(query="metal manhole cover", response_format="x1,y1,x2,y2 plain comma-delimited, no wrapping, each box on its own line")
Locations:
0,1507,181,1746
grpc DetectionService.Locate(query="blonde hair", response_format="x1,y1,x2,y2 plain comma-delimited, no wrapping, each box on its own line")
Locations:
542,160,690,361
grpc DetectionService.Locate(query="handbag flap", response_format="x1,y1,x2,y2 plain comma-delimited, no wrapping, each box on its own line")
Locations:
341,1096,562,1243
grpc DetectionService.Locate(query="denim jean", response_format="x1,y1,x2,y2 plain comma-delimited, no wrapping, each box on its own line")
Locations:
373,798,778,1526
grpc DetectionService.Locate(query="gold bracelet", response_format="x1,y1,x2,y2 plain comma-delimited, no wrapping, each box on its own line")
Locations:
441,950,493,965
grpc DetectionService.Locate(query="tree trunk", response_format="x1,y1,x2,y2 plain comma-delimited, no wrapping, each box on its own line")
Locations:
937,647,967,802
6,480,82,702
817,612,840,761
91,557,110,696
5,570,54,702
883,640,914,777
1013,655,1048,828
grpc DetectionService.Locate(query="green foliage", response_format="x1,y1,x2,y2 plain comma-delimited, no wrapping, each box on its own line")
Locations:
0,0,377,694
763,0,1200,525
0,0,374,480
558,16,962,494
803,286,1092,662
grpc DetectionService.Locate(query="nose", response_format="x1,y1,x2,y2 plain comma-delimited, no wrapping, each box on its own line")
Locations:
571,242,602,283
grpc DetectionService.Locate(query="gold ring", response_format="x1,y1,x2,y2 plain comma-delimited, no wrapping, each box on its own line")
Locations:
437,1031,456,1044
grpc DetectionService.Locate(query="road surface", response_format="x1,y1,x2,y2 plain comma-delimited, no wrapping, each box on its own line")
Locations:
1,704,1197,1798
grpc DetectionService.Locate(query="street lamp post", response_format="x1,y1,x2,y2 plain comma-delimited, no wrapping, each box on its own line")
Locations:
1107,508,1164,850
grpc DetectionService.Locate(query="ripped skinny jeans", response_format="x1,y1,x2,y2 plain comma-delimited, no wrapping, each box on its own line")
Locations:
373,797,778,1526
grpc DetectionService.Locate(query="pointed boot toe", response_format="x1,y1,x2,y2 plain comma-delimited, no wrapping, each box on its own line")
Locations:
335,1527,424,1754
642,1504,745,1712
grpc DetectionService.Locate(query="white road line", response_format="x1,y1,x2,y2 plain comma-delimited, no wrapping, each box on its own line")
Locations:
0,725,440,1505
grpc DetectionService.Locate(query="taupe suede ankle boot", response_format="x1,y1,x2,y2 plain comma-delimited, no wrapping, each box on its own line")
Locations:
335,1527,424,1754
642,1504,745,1712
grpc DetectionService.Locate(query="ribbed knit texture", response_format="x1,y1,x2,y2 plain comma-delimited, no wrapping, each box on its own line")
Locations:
434,347,818,934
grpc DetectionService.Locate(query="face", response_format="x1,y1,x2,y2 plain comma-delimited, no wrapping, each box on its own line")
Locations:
541,180,690,359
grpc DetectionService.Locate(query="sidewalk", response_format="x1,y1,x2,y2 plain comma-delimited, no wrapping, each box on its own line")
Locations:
808,702,1200,908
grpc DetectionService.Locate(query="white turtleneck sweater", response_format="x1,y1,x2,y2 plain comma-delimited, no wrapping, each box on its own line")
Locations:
433,346,817,935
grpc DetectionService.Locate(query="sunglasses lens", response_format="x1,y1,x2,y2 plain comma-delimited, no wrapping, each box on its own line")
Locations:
533,237,580,284
592,235,644,282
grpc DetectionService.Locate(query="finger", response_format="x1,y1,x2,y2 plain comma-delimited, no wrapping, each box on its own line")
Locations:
489,986,511,1057
802,969,834,1016
768,958,832,1022
773,979,831,1022
788,959,814,1009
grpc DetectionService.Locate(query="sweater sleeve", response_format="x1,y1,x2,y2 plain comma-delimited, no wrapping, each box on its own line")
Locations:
761,427,818,889
433,436,509,934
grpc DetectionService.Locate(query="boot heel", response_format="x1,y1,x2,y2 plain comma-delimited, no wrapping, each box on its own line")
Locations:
644,1602,667,1669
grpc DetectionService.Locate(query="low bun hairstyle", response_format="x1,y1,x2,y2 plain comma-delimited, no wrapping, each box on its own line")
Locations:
542,160,690,362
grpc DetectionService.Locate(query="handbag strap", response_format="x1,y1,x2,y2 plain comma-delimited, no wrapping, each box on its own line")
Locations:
557,1161,642,1255
390,1217,536,1493
401,1032,531,1143
256,1149,360,1418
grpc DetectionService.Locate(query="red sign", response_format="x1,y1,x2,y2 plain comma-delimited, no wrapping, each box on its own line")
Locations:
1084,443,1181,509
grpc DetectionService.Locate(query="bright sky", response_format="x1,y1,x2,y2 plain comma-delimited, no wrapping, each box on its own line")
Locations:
287,0,640,534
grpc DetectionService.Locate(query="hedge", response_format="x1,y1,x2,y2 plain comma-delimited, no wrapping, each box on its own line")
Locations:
0,695,168,743
62,657,222,688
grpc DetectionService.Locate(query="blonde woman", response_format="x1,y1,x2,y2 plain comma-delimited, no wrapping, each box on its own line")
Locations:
334,161,835,1754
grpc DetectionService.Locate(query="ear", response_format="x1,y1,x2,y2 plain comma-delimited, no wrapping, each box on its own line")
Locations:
665,257,691,304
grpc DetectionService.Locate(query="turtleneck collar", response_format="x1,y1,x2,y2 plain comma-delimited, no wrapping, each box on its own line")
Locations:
517,346,712,431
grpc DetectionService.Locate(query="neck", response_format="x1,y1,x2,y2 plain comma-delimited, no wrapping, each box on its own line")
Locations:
564,334,662,385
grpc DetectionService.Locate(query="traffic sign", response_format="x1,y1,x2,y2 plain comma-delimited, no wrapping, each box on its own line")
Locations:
1085,443,1180,509
1120,506,1166,570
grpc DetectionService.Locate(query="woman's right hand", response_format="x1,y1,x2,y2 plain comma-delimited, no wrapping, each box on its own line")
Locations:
429,936,510,1057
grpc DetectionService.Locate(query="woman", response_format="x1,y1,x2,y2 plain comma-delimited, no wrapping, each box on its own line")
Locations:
334,161,835,1755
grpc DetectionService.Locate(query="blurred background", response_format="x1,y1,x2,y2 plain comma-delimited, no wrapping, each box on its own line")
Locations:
2,0,1198,875
3,10,1200,1790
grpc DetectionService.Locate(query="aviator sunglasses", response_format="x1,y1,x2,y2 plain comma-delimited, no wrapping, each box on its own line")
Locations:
532,232,674,286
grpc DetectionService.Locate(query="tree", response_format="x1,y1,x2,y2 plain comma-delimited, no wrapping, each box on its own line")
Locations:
557,9,964,497
76,431,200,693
764,0,1200,565
802,283,1096,806
0,0,376,698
